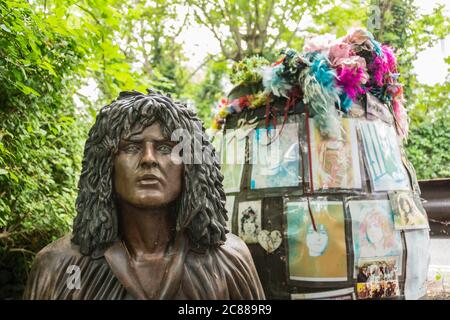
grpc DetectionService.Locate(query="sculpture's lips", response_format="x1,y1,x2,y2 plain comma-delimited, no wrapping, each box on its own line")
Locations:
137,173,162,185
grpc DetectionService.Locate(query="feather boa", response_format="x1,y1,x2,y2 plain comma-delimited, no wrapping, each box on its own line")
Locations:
261,63,292,98
212,29,409,139
337,66,367,100
300,53,341,139
369,45,397,87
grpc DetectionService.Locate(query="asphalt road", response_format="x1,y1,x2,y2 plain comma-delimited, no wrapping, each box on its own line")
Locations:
426,238,450,299
430,238,450,266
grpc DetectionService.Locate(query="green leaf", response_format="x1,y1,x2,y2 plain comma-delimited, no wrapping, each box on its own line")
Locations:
0,24,12,33
17,83,41,96
9,171,19,183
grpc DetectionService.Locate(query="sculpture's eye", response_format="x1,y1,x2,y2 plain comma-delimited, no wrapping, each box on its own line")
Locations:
122,143,141,153
157,143,173,154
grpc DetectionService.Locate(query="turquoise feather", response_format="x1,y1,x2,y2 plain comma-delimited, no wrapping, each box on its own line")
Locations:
299,53,342,139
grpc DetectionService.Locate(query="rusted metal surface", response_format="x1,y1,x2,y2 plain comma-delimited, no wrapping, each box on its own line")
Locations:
419,179,450,238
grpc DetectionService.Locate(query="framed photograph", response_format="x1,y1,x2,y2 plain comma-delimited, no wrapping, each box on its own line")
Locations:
389,191,429,230
250,122,301,189
221,128,246,193
286,200,347,282
404,229,430,299
237,201,262,244
291,287,355,300
399,146,421,194
210,130,224,161
309,118,361,190
356,257,400,299
359,120,410,191
348,199,403,276
224,195,236,233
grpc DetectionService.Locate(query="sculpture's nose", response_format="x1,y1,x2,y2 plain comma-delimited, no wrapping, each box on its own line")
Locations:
141,142,158,168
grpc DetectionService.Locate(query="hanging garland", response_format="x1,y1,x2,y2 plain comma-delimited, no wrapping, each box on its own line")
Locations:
211,28,409,139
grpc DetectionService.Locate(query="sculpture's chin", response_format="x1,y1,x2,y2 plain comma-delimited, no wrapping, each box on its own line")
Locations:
133,195,171,209
127,188,180,210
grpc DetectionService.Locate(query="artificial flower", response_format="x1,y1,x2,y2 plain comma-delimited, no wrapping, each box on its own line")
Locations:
303,34,335,55
328,43,353,66
218,107,229,118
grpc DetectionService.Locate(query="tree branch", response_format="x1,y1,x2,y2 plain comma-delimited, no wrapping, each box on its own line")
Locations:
9,248,36,255
220,1,243,60
173,7,189,39
179,55,226,87
268,0,303,52
192,6,234,59
0,231,11,240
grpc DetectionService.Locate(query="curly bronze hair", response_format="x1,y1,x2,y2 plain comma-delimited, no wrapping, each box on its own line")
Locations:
72,89,228,255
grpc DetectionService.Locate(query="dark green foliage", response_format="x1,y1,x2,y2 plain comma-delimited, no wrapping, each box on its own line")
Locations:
406,109,450,180
0,1,88,299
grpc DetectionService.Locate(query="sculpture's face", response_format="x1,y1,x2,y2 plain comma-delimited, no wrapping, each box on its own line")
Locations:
114,123,183,209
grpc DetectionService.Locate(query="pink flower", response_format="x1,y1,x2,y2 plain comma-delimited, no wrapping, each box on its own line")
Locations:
303,34,335,54
343,28,370,45
329,43,353,65
343,28,374,52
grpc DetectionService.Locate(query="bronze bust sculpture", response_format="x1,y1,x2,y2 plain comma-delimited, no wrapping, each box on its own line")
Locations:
23,90,265,300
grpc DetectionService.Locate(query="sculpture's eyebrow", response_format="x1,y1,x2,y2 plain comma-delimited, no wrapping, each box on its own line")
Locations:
123,135,173,144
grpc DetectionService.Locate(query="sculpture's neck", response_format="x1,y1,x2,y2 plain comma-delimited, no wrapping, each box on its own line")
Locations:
119,202,176,258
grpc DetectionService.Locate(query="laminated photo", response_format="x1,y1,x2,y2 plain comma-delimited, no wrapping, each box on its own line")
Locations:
221,128,246,193
237,201,262,244
286,200,347,282
291,287,355,300
399,146,421,194
309,117,361,190
224,195,236,233
389,191,429,230
349,200,403,276
404,229,430,300
359,120,410,191
250,123,301,189
356,257,400,299
210,130,224,161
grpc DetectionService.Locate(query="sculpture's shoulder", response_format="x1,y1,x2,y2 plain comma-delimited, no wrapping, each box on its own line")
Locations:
22,234,87,299
24,235,124,300
220,232,254,262
33,234,83,270
182,232,264,299
214,233,266,299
